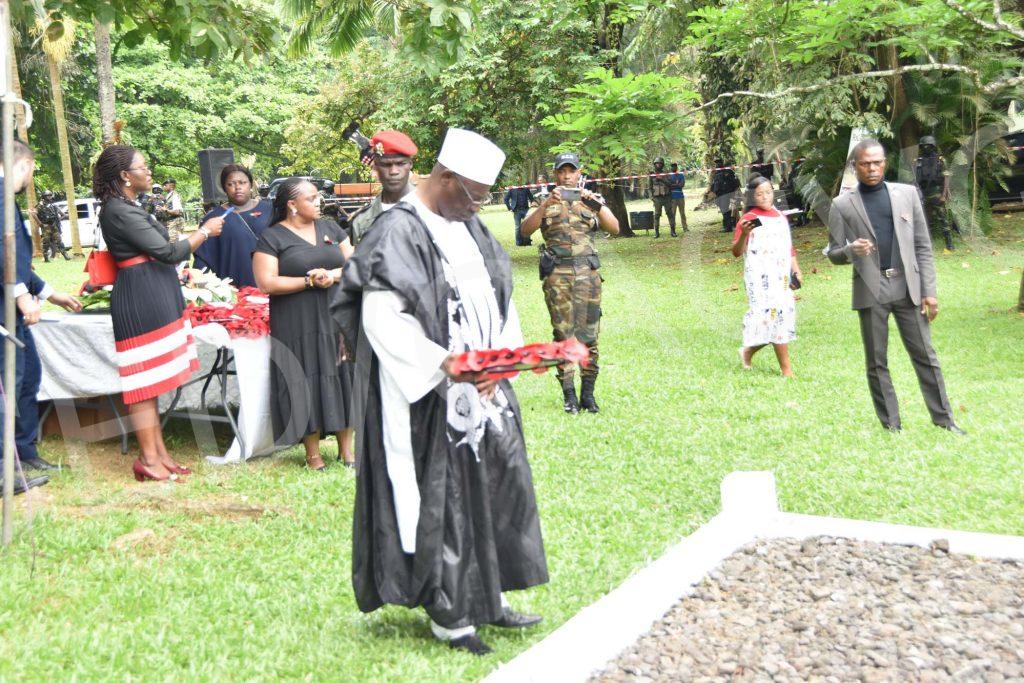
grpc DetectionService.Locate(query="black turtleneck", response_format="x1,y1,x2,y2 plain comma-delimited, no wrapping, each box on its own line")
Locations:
858,181,899,270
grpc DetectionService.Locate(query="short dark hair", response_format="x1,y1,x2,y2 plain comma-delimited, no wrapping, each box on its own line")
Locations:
744,174,773,210
850,139,885,163
92,145,138,203
219,163,254,192
5,139,34,166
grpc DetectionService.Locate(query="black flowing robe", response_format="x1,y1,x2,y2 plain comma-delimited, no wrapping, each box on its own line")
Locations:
331,202,548,629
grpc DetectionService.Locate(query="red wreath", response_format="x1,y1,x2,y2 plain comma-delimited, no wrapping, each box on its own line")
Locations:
448,339,590,380
185,286,270,339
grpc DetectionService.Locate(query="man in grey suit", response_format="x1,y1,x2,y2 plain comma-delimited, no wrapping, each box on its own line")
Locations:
827,140,964,435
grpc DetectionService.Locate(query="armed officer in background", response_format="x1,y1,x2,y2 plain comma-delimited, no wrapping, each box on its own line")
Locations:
649,157,674,237
349,130,418,245
914,135,956,252
35,190,70,262
521,152,619,414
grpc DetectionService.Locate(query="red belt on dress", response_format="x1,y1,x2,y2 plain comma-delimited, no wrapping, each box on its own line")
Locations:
116,255,153,269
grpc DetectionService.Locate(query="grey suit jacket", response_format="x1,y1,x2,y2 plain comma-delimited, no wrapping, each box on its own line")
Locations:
826,182,937,310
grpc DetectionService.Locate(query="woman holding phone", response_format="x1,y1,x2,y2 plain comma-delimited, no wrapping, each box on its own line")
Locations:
194,164,273,288
731,175,802,377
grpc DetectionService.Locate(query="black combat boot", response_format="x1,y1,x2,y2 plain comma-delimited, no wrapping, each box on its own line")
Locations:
580,376,599,413
944,230,954,251
561,380,579,414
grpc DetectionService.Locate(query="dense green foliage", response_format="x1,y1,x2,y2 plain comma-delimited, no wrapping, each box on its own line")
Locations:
13,0,1023,216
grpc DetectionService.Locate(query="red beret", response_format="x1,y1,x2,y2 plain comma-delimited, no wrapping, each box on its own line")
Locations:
370,130,418,158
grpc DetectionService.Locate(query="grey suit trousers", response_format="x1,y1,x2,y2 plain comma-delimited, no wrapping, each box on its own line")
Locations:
856,276,953,428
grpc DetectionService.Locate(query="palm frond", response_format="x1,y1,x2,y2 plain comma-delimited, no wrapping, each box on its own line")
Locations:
283,0,377,57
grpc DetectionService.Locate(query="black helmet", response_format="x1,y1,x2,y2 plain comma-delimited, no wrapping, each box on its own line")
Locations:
653,156,665,165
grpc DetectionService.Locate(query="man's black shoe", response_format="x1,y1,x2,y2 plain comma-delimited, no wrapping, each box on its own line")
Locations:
448,634,492,656
884,424,902,433
562,382,579,415
670,230,678,237
21,456,61,471
580,377,599,414
492,607,543,629
940,423,966,436
0,474,49,495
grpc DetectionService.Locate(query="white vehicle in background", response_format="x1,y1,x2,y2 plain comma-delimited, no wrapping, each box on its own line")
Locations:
54,197,103,249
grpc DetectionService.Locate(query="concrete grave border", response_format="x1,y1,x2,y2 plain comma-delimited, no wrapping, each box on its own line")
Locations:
485,471,1024,683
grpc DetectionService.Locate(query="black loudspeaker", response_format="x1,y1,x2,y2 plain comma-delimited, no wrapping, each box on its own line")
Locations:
629,210,654,232
198,148,235,204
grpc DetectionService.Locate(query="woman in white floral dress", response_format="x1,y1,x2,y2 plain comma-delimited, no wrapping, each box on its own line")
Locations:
731,176,802,377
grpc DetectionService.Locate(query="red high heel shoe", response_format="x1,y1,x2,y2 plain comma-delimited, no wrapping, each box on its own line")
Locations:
132,459,180,482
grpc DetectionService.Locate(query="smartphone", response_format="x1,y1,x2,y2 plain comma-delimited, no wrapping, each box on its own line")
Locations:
746,216,762,229
559,187,581,202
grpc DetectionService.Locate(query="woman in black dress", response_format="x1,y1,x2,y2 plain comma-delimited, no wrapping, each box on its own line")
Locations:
253,178,355,470
93,145,225,482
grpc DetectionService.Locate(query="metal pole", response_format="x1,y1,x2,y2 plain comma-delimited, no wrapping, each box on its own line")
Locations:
1,0,18,545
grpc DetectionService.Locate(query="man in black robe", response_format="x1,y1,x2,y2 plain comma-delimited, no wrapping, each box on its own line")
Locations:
332,129,548,655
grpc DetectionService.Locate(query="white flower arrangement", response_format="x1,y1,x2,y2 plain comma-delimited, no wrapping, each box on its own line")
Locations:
182,268,235,304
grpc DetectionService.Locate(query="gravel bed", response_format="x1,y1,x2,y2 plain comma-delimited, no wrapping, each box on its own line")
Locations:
592,537,1024,682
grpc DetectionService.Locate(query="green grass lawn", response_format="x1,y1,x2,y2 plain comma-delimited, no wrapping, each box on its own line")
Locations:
2,199,1022,681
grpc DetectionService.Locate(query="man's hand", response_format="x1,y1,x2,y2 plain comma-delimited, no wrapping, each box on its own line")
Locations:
850,238,875,257
921,296,939,322
48,292,82,313
542,187,562,208
442,355,477,384
474,377,498,401
442,355,497,399
16,294,41,326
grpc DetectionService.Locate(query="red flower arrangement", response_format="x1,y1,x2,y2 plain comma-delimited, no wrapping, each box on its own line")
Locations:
449,339,590,380
185,286,270,339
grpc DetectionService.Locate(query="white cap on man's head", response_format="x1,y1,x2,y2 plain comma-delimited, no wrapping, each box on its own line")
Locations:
437,128,506,186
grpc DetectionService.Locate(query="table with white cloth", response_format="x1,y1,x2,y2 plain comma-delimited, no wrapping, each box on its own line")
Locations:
32,312,277,463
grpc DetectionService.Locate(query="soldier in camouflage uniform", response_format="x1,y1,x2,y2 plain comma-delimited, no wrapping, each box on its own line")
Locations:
914,135,955,251
650,157,674,237
159,178,186,242
348,130,418,245
521,152,620,414
35,191,70,262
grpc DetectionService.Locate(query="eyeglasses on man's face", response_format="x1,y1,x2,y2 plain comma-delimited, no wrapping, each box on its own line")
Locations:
455,174,490,207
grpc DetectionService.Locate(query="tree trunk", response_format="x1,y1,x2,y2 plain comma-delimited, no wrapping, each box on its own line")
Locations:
876,43,919,179
1018,268,1024,312
9,48,42,257
45,53,83,256
94,18,117,145
601,180,632,236
698,53,741,168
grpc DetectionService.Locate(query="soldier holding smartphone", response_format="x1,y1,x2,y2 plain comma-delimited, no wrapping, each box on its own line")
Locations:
521,153,619,414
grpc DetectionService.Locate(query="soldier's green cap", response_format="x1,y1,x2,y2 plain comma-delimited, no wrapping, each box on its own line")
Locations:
553,152,580,169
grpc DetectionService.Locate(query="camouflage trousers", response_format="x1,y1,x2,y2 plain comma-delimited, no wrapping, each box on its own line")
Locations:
166,218,186,243
923,194,952,248
543,264,601,383
652,195,673,233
